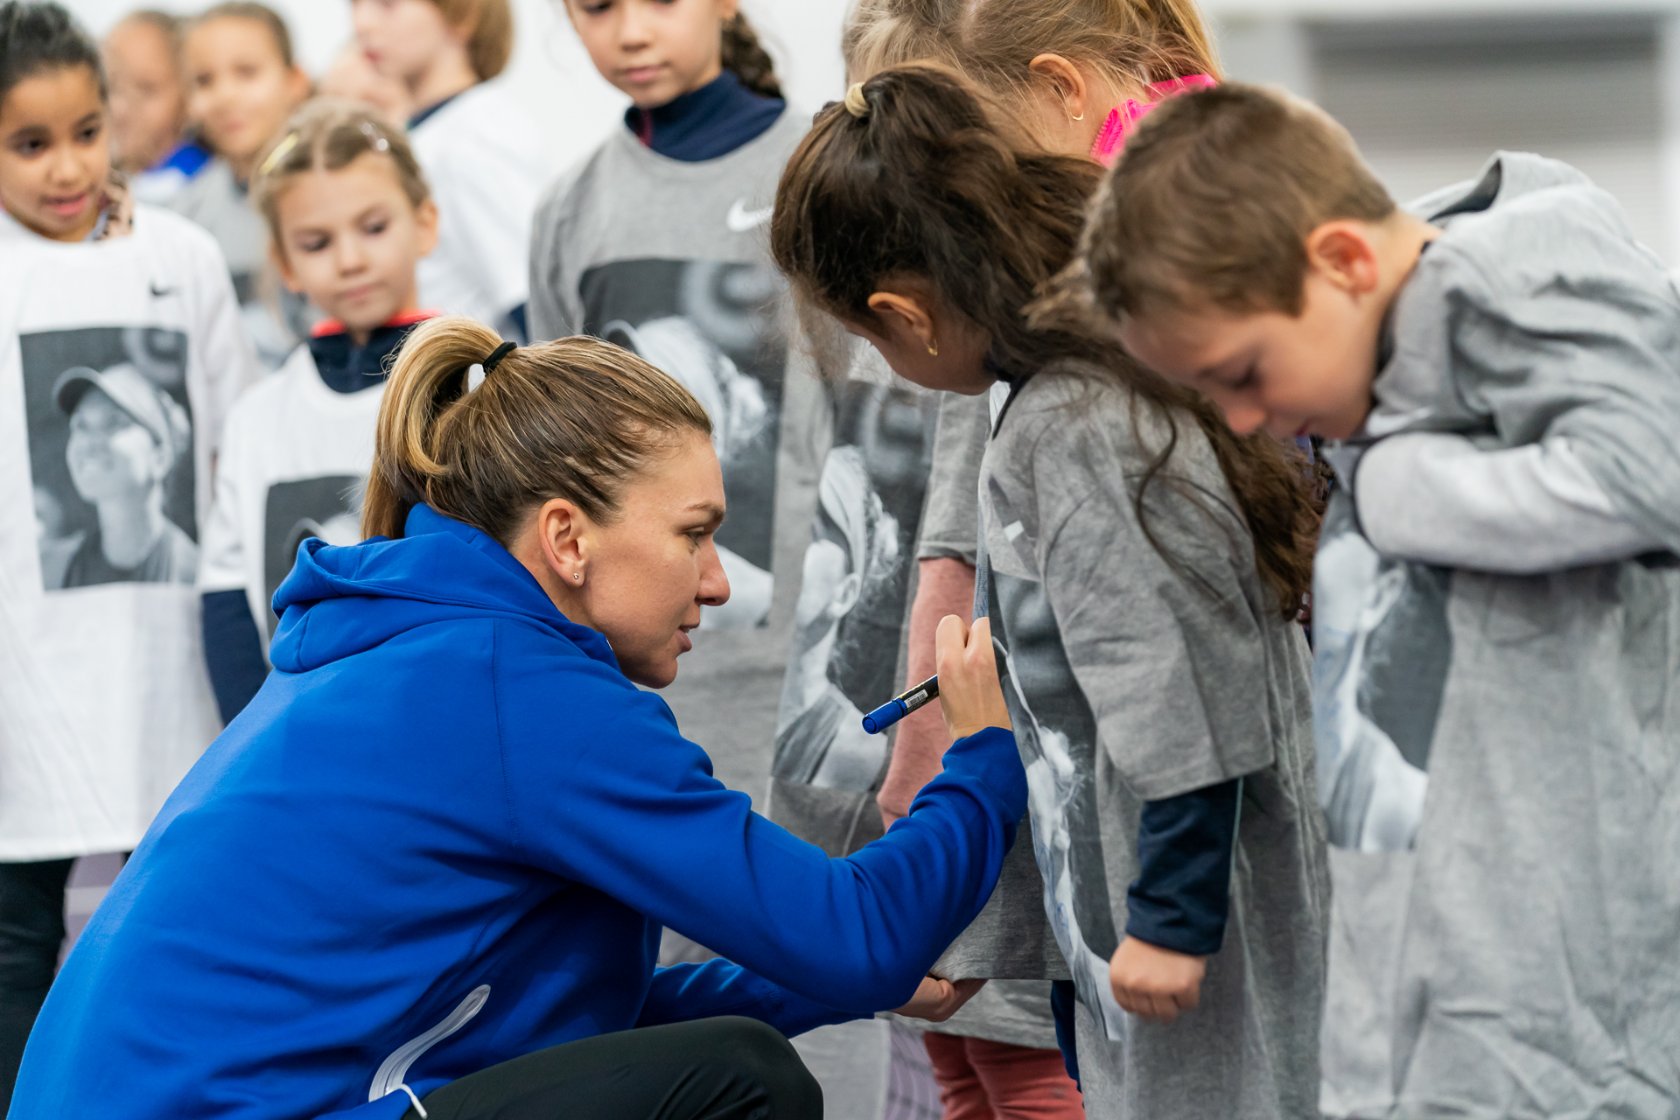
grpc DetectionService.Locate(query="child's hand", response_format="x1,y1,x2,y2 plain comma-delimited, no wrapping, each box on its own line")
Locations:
935,615,1011,742
892,975,986,1023
1109,937,1207,1023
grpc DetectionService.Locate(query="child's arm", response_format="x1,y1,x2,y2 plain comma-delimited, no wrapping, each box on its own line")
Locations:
877,558,974,825
1387,232,1680,563
197,405,267,723
1109,778,1242,1023
1353,432,1664,571
879,394,992,825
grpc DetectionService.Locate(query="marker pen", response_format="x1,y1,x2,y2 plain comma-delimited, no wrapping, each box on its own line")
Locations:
861,674,940,735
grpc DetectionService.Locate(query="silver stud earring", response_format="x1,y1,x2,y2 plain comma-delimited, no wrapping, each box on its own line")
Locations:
573,572,583,582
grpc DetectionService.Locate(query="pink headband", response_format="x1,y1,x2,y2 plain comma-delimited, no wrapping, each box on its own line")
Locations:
1090,74,1218,166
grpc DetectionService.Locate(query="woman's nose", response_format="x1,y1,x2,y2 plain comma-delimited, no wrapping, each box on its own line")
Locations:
699,542,731,607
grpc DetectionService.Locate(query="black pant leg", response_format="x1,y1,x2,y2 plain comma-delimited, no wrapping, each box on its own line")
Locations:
0,858,74,1111
406,1016,822,1120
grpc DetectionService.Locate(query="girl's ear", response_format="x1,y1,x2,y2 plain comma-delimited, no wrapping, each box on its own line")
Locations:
414,198,441,259
865,289,937,353
270,242,303,294
284,65,311,106
1028,53,1091,123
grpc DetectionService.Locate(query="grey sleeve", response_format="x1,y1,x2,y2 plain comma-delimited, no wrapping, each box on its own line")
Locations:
527,186,578,341
915,393,991,565
1020,419,1279,800
1445,233,1680,554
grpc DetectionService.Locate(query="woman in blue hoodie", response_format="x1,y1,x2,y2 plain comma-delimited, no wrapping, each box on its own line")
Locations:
10,316,1028,1120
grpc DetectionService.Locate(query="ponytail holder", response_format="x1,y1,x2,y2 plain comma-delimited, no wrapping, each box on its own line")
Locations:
842,82,870,120
1090,74,1218,167
257,131,299,178
482,341,516,374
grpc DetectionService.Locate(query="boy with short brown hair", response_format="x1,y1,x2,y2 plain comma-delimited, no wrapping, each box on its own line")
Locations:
1077,81,1680,1119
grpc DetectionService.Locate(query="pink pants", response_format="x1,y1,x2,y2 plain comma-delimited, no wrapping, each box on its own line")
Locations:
923,1033,1085,1120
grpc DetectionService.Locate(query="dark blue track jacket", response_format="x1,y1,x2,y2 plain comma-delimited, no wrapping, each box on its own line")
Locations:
11,505,1025,1119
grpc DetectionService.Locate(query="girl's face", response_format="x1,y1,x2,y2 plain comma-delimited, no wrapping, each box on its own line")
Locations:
272,153,439,341
66,389,165,503
350,0,465,90
566,0,735,110
183,16,307,173
103,18,186,173
0,65,110,242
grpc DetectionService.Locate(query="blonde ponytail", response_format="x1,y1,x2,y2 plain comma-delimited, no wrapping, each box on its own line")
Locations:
364,317,712,543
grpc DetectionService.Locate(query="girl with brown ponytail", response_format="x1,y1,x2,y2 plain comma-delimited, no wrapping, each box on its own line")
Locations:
14,313,1032,1120
772,64,1327,1120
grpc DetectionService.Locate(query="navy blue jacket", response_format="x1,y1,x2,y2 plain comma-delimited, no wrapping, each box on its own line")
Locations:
14,505,1025,1119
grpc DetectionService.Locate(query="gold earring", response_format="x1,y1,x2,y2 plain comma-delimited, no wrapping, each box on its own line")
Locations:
1070,107,1085,122
926,338,940,357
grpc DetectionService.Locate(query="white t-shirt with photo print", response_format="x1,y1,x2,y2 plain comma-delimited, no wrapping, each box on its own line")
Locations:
198,343,383,654
0,204,259,860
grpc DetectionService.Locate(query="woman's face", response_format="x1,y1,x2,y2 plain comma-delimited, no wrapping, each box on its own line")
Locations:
182,16,306,171
575,430,732,688
66,388,166,503
566,0,734,110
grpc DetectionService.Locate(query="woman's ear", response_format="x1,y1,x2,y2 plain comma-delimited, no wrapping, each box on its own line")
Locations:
1028,53,1091,123
533,498,587,580
865,289,937,353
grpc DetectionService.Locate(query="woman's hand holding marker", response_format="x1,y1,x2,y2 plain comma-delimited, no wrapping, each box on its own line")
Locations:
934,615,1011,742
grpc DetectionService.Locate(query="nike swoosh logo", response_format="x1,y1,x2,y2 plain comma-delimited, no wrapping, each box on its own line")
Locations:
725,199,774,233
150,282,177,298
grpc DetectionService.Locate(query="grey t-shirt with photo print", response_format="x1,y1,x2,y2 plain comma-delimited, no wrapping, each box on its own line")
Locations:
529,110,826,807
982,361,1327,1119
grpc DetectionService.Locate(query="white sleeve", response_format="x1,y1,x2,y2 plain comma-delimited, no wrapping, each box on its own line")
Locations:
437,148,538,321
1355,431,1664,572
188,237,262,468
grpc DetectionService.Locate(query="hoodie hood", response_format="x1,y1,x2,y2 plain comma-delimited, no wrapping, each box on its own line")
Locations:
269,503,617,674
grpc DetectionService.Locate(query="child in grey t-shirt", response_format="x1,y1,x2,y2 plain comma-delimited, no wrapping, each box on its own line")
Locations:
1090,82,1680,1119
770,64,1329,1119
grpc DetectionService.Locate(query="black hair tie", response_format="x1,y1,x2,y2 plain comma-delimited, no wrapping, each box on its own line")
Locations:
482,341,517,374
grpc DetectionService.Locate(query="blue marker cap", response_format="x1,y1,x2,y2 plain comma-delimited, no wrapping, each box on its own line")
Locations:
861,699,909,736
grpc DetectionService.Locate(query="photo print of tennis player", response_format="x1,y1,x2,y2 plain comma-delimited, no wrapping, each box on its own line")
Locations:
587,258,783,630
985,558,1128,1039
260,474,365,637
1310,493,1453,852
22,325,197,590
772,381,931,794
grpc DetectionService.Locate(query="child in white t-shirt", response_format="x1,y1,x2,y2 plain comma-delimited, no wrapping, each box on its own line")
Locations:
199,99,439,722
0,3,259,1103
352,0,550,340
169,2,309,368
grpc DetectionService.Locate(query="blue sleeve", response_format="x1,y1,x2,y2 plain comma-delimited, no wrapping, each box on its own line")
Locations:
201,589,268,724
498,662,1026,1017
1124,777,1242,957
637,959,856,1037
